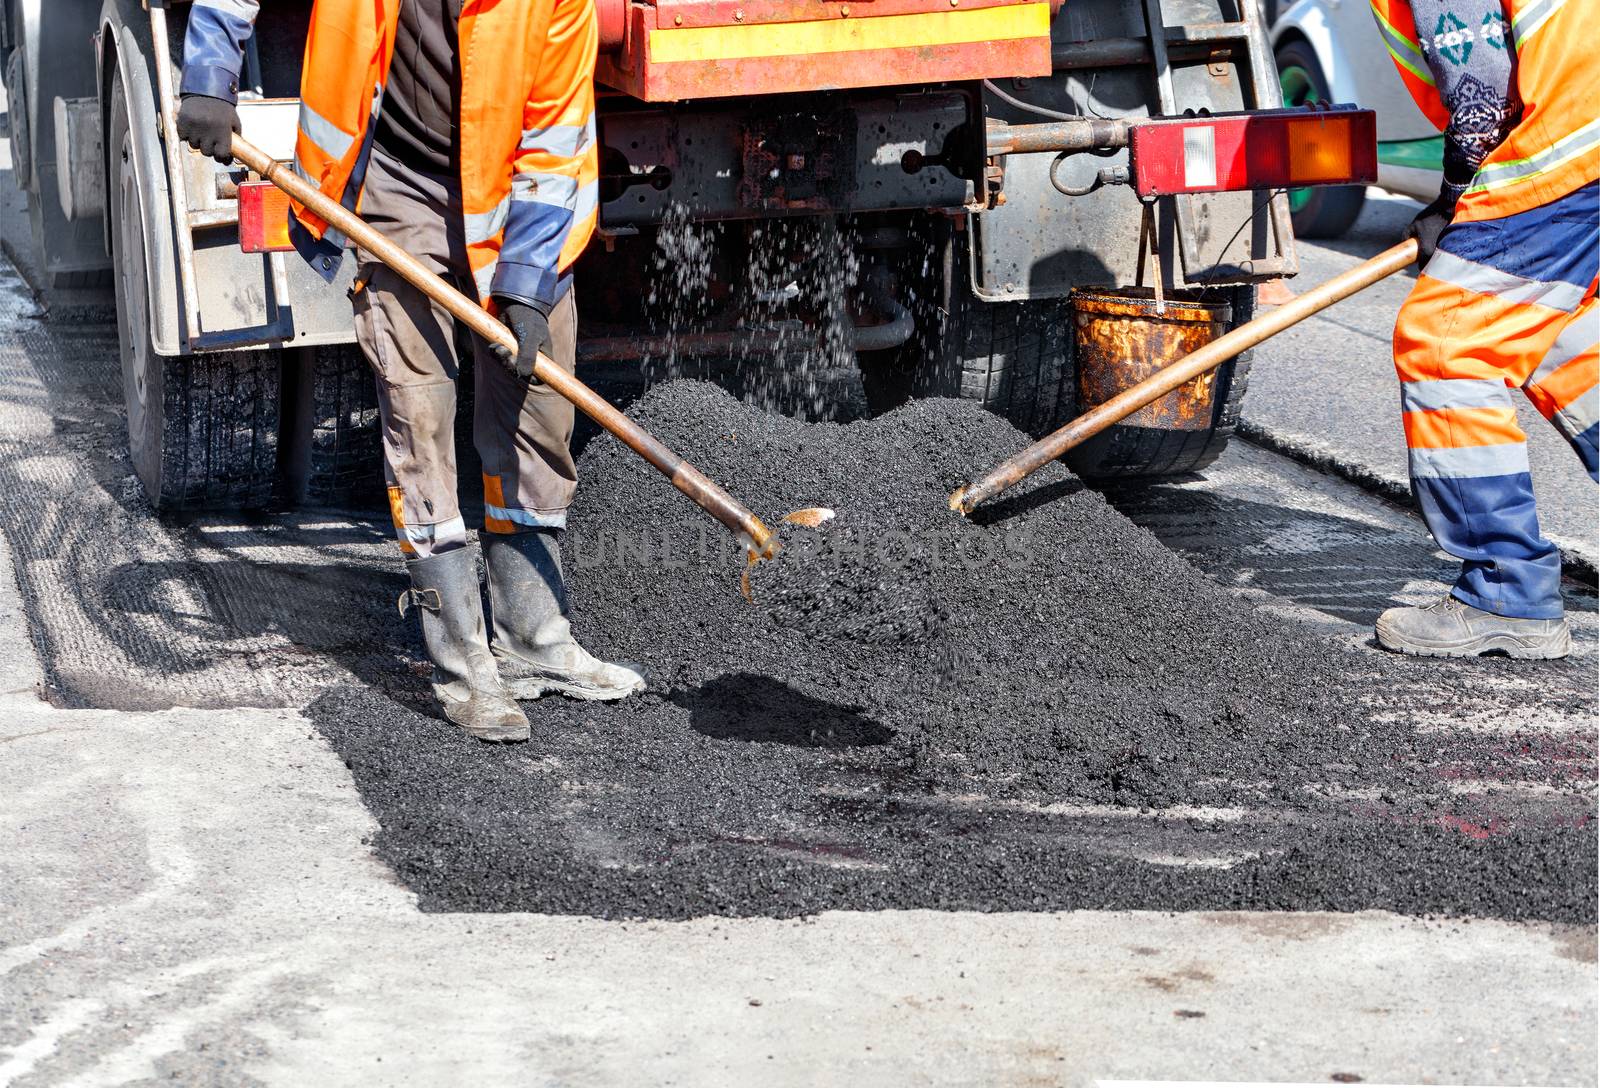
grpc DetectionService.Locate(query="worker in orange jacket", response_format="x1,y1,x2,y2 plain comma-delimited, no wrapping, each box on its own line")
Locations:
1369,0,1597,659
178,0,645,741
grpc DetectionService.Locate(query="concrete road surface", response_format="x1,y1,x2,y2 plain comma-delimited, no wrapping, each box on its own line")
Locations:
1,652,1594,1086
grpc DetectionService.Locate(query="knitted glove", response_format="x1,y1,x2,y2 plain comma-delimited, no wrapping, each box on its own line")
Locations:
1406,188,1460,271
176,93,240,164
491,297,555,383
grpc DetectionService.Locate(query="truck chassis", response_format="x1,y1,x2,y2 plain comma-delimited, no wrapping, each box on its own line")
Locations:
1,0,1311,511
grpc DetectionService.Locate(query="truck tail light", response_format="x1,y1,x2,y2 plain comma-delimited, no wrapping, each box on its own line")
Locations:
1128,107,1376,199
238,179,294,253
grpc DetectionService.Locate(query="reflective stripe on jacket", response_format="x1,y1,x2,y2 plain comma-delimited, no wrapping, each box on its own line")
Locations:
1368,0,1600,222
182,0,599,307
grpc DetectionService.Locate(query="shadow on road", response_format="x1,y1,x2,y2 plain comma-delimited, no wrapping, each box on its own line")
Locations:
673,672,893,748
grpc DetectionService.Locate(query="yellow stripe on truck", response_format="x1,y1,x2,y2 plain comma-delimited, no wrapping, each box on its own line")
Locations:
646,2,1051,64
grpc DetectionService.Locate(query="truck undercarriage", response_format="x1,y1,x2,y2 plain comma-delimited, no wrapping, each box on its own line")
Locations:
0,0,1374,511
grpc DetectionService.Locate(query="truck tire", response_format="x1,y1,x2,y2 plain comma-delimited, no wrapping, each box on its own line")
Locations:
860,222,1073,435
865,221,1247,480
935,289,1075,440
280,345,384,508
5,50,32,185
108,67,278,511
1276,39,1367,239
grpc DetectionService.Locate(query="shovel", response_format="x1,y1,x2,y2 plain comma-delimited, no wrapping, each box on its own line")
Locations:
228,136,832,563
949,239,1420,515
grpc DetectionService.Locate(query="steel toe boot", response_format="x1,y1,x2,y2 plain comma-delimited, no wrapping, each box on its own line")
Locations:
401,548,531,742
483,529,647,701
1375,594,1571,660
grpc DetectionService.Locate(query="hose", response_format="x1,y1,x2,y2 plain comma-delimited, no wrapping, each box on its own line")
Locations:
981,80,1083,123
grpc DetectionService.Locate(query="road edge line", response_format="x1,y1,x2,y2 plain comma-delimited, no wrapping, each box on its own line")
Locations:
1238,420,1598,588
0,529,48,708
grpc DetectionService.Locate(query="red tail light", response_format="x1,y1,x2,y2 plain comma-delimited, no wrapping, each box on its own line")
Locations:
238,179,294,253
1128,106,1377,199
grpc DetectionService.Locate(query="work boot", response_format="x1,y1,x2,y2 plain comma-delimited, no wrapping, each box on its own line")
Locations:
1375,594,1571,660
401,548,531,742
483,529,647,701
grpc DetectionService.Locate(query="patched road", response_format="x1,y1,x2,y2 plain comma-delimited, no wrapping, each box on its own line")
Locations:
1,199,1596,1082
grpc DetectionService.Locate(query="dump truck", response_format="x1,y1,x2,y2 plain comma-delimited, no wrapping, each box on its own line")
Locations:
1,0,1374,510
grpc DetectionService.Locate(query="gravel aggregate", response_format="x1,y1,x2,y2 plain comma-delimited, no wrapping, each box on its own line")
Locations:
311,382,1597,921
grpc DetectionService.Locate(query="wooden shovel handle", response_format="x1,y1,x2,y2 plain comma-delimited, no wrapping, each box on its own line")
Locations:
951,239,1419,515
230,136,773,551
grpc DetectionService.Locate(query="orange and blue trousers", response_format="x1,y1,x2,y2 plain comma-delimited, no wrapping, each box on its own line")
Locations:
1394,180,1598,619
352,147,579,561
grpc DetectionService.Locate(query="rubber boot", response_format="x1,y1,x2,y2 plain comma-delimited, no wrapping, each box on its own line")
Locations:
483,529,647,701
401,548,531,741
1375,594,1571,660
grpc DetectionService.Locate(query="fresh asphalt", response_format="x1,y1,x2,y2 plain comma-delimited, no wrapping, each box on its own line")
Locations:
0,126,1595,1085
312,382,1593,925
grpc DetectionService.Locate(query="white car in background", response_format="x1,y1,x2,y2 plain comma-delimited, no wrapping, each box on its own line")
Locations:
1270,0,1446,235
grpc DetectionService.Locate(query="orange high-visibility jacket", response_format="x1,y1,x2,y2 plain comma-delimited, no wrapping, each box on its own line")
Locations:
1369,0,1600,222
184,0,600,307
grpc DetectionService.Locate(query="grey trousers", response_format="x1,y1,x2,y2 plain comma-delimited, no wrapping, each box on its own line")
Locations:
351,147,578,558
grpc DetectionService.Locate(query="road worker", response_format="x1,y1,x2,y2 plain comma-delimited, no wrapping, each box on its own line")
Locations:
177,0,645,741
1368,0,1597,658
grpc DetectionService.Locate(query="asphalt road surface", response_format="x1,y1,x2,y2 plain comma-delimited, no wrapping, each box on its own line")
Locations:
1,160,1596,1084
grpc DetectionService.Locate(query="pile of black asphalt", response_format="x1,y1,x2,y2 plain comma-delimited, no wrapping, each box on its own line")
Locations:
310,381,1597,922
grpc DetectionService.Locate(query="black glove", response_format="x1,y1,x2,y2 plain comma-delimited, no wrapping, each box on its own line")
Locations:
1406,189,1459,270
491,297,555,383
177,93,240,164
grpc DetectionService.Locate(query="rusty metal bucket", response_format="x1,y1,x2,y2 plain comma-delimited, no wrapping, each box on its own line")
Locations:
1067,287,1233,477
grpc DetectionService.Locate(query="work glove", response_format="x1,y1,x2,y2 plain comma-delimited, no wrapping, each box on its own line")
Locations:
492,297,555,384
1405,189,1459,271
177,93,240,165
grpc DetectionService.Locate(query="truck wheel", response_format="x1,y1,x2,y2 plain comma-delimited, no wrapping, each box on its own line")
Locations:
108,68,278,511
939,296,1075,439
280,345,384,508
865,221,1250,480
5,50,32,185
1276,40,1367,238
860,222,1073,435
